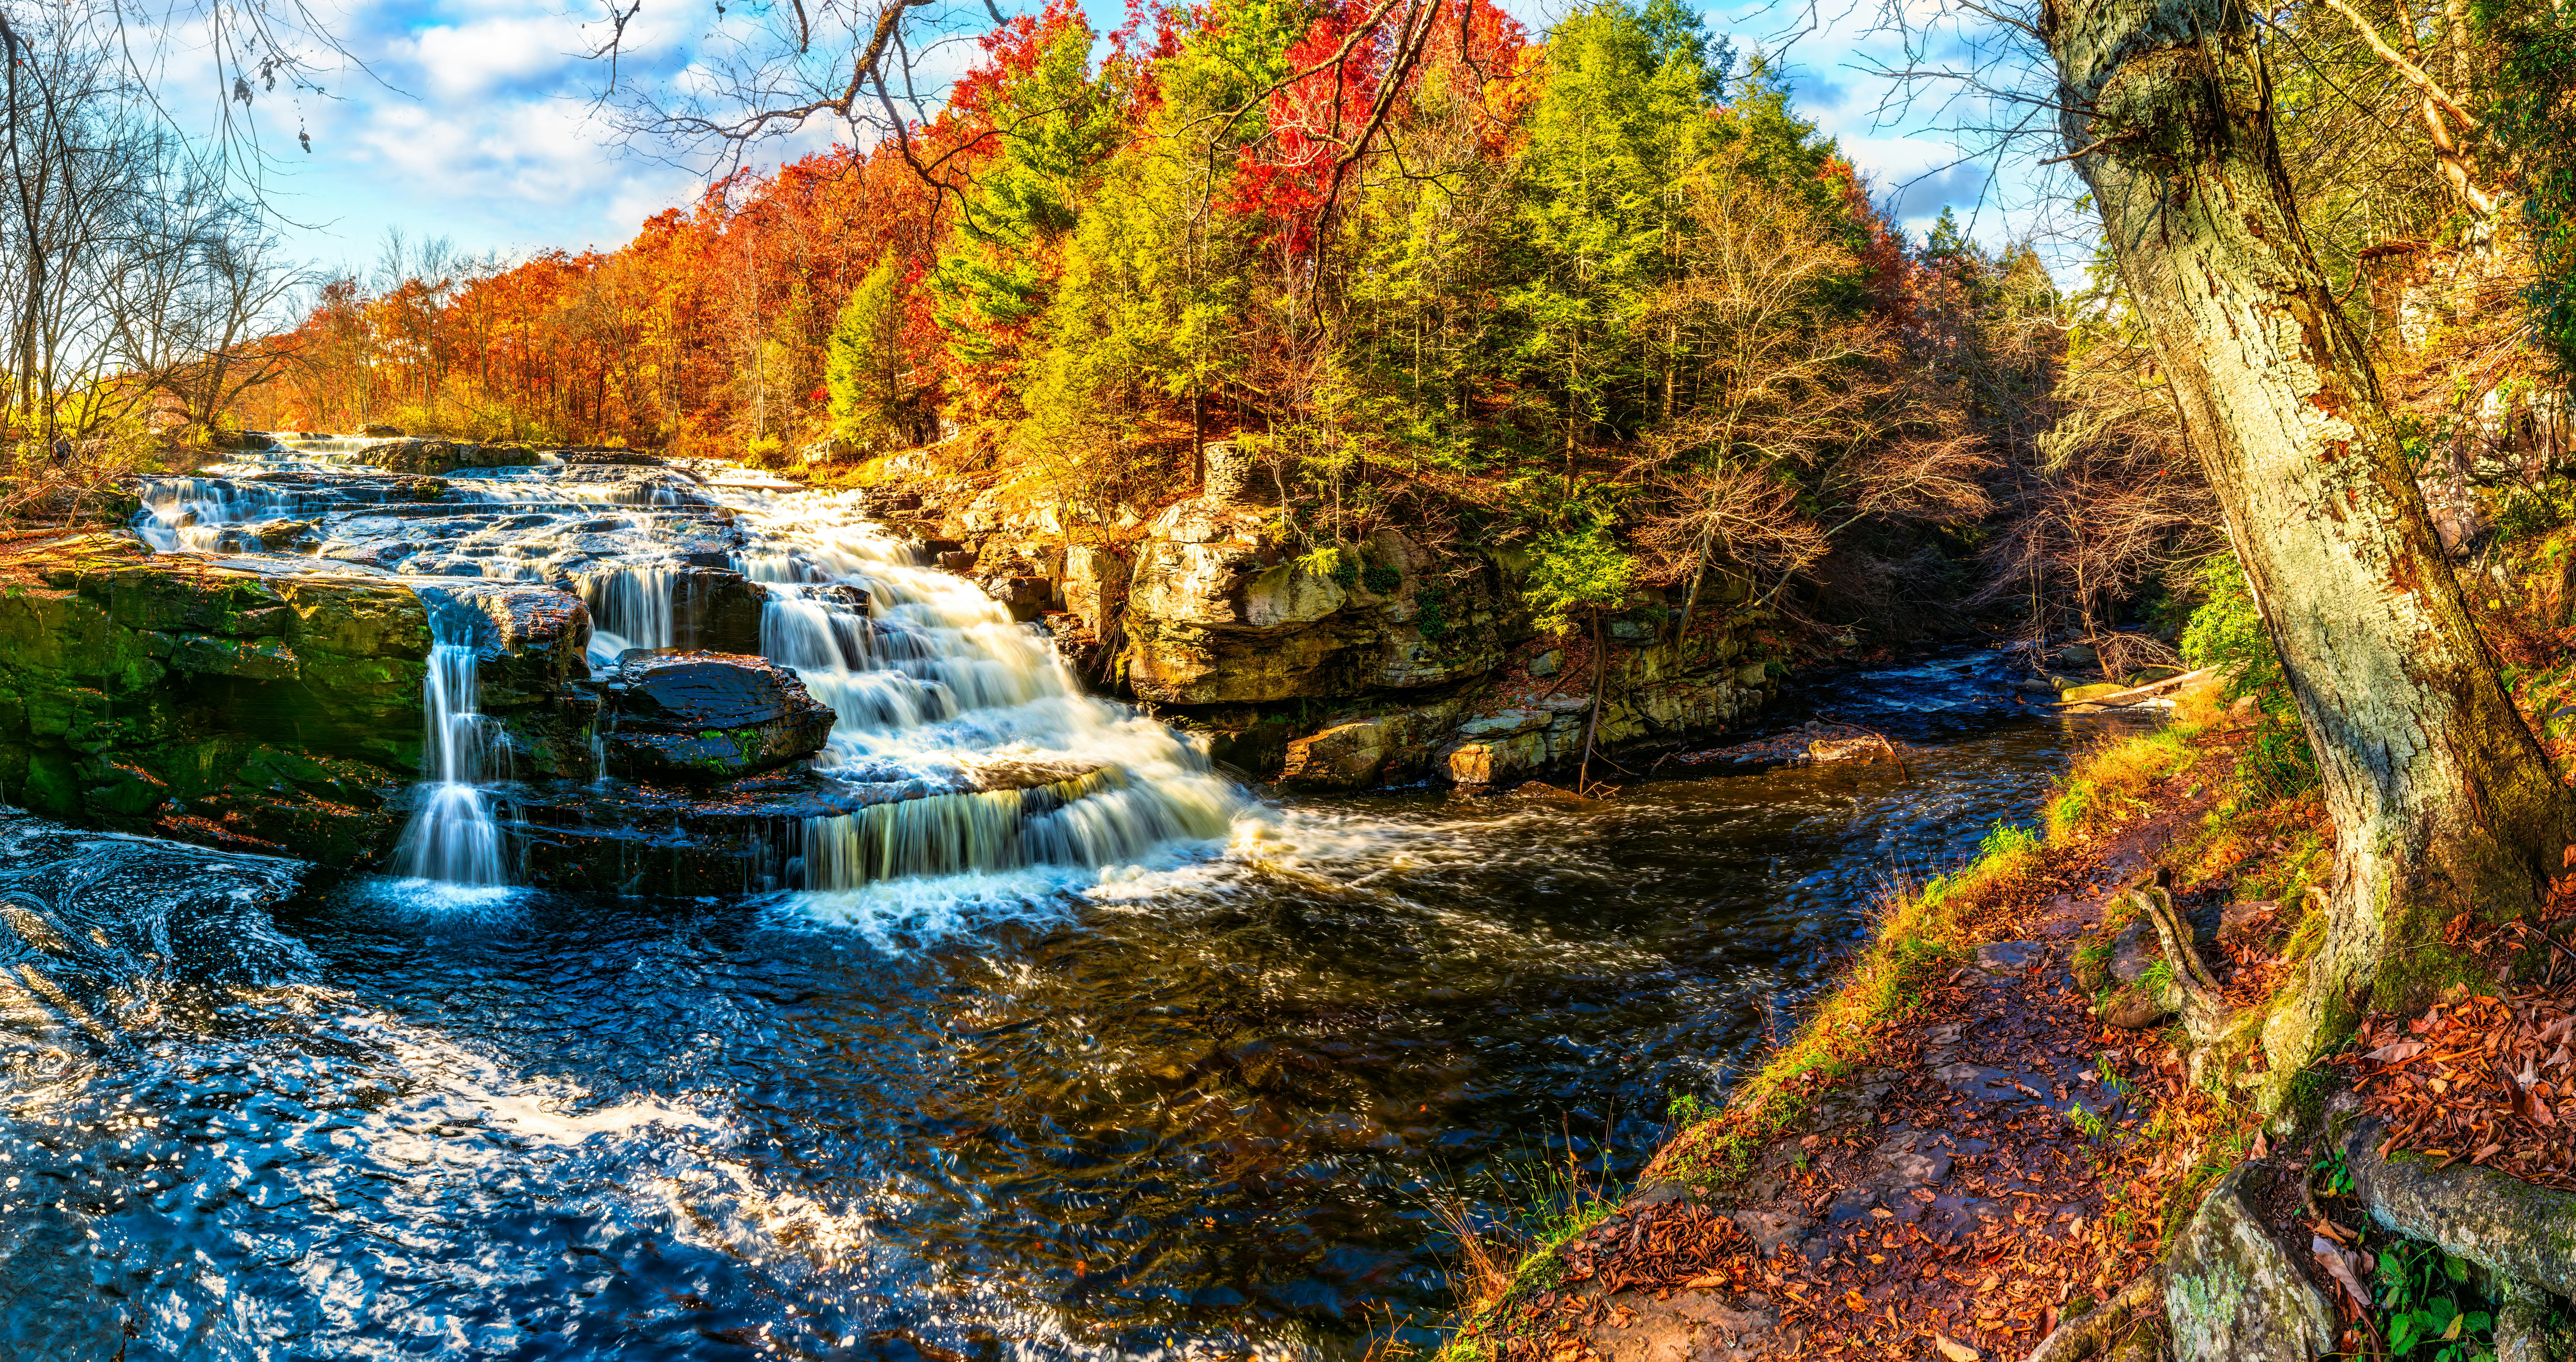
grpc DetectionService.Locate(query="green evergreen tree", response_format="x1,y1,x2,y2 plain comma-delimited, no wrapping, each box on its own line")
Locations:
827,251,919,448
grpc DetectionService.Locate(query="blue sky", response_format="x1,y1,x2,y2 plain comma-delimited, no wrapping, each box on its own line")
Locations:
219,0,2044,276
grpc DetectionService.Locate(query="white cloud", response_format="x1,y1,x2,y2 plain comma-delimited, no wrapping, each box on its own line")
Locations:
236,0,2071,279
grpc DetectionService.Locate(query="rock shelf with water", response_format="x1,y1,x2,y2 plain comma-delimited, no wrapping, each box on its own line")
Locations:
3,434,1242,892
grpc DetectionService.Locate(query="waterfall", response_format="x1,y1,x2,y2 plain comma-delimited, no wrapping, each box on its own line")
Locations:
392,599,512,886
728,496,1246,891
127,433,1251,896
575,565,676,668
136,478,300,551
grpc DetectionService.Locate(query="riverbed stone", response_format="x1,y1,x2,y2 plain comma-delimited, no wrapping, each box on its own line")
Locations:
2164,1163,2339,1362
595,651,835,783
425,581,594,708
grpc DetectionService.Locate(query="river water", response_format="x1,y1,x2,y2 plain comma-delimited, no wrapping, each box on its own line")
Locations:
0,445,2152,1359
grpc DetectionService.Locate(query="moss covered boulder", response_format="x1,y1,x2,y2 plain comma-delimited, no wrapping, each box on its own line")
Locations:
0,532,430,859
594,651,834,784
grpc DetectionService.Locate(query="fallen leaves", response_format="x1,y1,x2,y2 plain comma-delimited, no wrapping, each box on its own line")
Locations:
2339,987,2576,1191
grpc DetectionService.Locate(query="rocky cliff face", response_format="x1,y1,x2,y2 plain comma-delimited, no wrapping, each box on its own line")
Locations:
843,460,1784,792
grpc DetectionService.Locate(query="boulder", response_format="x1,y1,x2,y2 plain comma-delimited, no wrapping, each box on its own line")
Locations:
1278,701,1464,790
421,581,592,709
2164,1163,2339,1362
595,652,834,784
1124,508,1527,704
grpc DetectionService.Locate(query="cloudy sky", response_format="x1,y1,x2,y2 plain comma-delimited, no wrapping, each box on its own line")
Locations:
194,0,2059,276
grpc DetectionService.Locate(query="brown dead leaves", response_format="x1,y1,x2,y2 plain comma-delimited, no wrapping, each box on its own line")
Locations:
2339,989,2576,1191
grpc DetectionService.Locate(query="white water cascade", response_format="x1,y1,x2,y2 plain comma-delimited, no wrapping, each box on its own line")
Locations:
728,496,1245,890
392,599,512,886
575,565,677,668
128,434,1248,893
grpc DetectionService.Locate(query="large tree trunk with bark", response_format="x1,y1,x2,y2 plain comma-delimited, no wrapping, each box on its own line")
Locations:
2043,0,2576,1103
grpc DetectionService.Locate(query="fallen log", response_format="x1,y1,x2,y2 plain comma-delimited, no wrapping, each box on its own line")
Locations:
2052,666,2218,708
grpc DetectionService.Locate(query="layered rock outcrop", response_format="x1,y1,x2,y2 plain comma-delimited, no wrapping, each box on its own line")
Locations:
0,532,430,861
843,463,1785,792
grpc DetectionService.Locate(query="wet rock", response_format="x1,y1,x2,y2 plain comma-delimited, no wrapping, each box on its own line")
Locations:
2164,1163,2339,1362
1278,701,1463,790
2056,643,2099,666
669,567,770,655
595,651,834,783
425,581,593,708
1976,940,2046,976
985,575,1055,622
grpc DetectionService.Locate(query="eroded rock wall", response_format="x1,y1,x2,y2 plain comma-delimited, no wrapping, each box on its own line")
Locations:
844,470,1785,792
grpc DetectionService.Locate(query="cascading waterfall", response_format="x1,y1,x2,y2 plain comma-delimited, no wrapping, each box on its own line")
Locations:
576,564,678,666
728,500,1246,890
392,597,512,886
125,432,1247,894
136,478,301,551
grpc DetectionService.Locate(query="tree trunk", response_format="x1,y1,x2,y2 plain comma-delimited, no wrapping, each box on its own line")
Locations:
2044,0,2576,1102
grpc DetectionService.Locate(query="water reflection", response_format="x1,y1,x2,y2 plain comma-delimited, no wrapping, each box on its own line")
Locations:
0,658,2150,1360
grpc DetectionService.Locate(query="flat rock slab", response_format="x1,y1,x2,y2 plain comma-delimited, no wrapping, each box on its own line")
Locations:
597,651,835,784
1581,1289,1780,1362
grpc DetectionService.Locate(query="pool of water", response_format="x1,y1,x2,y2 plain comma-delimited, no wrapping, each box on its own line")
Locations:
0,652,2149,1360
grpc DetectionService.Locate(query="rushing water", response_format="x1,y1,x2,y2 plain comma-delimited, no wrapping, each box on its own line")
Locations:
0,439,2155,1359
393,594,515,887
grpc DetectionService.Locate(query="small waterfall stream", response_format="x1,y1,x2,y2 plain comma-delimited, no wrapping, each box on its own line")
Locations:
392,595,512,885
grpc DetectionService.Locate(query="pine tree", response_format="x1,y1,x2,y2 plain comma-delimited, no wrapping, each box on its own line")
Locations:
826,251,920,449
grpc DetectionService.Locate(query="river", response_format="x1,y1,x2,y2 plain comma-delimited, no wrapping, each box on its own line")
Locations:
0,444,2151,1360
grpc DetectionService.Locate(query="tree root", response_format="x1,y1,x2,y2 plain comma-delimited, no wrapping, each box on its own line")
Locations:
2119,879,2235,1041
2024,1270,2162,1362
